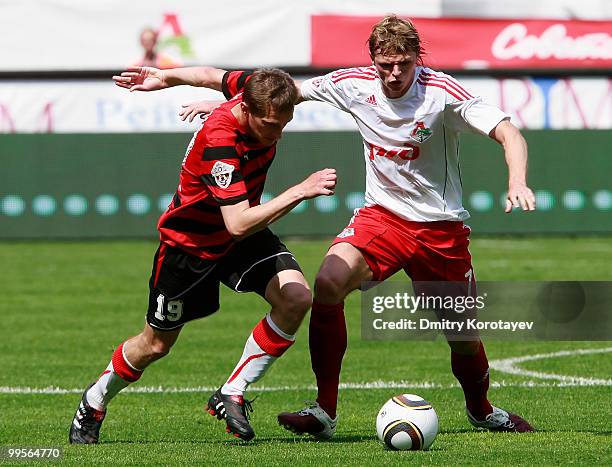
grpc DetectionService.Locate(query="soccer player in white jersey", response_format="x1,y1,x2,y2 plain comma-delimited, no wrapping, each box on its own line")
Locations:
276,15,536,438
117,14,537,440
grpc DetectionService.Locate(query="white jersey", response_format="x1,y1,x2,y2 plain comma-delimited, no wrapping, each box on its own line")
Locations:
301,66,509,222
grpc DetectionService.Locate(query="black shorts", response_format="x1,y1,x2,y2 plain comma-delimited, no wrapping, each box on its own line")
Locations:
146,229,301,330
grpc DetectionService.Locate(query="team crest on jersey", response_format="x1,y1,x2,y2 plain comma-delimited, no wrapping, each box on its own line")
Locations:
337,227,355,239
409,121,433,144
211,161,235,189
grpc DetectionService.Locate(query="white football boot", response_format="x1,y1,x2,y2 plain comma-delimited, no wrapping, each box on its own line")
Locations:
278,402,338,439
467,405,534,432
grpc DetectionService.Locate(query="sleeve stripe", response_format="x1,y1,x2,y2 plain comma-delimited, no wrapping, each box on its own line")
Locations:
417,79,467,102
202,146,239,161
419,71,474,99
236,71,252,92
332,68,376,79
221,71,232,100
331,74,376,84
420,76,473,100
212,193,249,206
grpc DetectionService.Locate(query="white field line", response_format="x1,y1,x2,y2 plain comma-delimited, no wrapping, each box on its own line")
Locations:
0,382,442,395
489,347,612,385
1,379,610,395
2,347,611,395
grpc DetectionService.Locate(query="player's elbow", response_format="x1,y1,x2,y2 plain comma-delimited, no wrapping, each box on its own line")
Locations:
492,119,524,147
221,201,252,240
225,219,248,240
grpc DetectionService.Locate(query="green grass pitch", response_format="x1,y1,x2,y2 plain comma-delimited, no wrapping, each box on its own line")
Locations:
0,237,611,465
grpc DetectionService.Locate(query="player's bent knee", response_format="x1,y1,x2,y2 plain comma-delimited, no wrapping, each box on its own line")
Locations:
281,286,312,317
314,271,346,303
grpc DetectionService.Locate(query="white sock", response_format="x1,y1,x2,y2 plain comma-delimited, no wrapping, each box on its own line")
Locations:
222,314,295,396
86,342,142,411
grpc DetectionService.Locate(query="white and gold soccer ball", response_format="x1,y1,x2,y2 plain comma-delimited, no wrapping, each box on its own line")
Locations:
376,394,439,450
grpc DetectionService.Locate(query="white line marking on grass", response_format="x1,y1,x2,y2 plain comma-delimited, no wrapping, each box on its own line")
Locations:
490,347,612,385
2,377,611,395
3,347,611,395
0,382,441,395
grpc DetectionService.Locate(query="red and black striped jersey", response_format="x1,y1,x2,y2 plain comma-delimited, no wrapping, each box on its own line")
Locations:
158,70,277,260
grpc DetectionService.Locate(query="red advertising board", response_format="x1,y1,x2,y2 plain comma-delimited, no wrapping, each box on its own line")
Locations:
311,16,612,69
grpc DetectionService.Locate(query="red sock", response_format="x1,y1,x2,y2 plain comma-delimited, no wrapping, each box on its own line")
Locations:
310,302,346,419
111,342,143,382
86,341,143,410
451,341,493,420
223,315,294,395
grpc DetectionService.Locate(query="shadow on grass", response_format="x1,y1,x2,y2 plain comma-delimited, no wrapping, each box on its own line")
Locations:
94,429,612,446
440,428,612,436
98,433,377,446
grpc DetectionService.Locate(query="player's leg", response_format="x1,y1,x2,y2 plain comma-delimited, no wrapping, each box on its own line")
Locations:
207,229,309,440
309,208,413,421
69,324,181,445
309,242,372,418
450,337,533,431
448,331,533,431
70,243,220,444
408,222,533,432
220,268,311,397
85,324,182,411
276,242,371,439
278,206,405,439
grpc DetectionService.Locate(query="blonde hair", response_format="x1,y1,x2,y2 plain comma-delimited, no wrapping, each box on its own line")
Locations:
368,15,424,64
243,68,297,117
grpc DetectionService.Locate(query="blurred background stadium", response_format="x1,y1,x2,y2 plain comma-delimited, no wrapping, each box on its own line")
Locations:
1,0,611,239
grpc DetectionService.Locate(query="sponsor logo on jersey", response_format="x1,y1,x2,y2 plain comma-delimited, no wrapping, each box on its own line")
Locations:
368,141,420,161
211,161,235,189
365,94,378,106
409,121,433,143
337,227,355,238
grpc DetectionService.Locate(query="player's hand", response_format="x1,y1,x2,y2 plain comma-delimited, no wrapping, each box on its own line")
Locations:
505,184,536,213
179,100,224,122
300,168,337,198
112,66,167,92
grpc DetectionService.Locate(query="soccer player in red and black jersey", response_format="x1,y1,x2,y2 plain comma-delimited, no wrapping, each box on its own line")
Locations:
69,67,337,444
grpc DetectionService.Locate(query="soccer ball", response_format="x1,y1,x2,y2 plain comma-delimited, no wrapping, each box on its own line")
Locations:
376,394,439,450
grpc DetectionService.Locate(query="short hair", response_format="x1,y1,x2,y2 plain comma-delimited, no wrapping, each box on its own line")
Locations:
242,68,297,117
368,15,425,64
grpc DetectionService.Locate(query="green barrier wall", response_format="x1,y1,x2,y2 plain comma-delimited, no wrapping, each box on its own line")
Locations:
0,131,610,239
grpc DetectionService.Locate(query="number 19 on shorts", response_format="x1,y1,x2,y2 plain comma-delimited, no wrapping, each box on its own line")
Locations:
154,294,184,322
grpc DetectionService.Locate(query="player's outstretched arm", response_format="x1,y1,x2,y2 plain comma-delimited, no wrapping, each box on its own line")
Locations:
178,78,305,121
221,168,337,240
490,120,536,213
112,66,227,92
179,100,225,122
